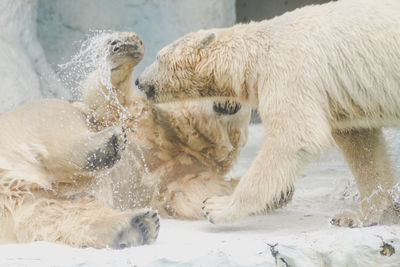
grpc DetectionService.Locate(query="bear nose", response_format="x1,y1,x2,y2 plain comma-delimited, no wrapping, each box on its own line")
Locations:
135,79,155,99
145,85,155,99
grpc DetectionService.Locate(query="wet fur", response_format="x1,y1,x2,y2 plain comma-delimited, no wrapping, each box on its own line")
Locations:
81,32,251,220
0,33,159,248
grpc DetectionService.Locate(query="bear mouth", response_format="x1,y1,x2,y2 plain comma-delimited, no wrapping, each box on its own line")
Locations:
137,83,155,99
145,85,156,99
127,52,143,59
112,50,142,59
111,43,143,58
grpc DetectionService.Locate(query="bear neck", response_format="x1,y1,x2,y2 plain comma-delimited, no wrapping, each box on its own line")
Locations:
110,64,135,88
213,21,272,107
105,65,136,108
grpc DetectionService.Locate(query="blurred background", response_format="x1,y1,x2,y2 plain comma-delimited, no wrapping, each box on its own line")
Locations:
0,0,330,113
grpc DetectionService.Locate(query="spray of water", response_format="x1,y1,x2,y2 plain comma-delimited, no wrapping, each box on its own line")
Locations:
57,31,152,209
57,30,114,100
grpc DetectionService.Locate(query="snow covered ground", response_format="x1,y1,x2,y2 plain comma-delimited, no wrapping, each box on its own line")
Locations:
1,124,399,266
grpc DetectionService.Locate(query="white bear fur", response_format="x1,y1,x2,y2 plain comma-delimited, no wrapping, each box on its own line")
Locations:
137,0,400,226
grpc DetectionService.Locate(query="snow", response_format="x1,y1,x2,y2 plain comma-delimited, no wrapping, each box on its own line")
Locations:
1,124,399,266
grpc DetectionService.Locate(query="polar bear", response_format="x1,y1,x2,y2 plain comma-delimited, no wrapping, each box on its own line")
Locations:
79,32,252,220
0,48,159,248
136,0,400,227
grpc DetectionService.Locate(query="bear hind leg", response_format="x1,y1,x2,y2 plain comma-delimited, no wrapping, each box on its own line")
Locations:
14,198,159,248
332,128,399,227
113,208,160,248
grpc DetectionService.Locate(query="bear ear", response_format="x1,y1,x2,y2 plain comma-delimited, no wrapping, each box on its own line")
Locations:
198,32,216,49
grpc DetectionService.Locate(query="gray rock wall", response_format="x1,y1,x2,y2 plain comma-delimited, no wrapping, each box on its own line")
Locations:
37,0,236,98
0,0,68,113
236,0,330,22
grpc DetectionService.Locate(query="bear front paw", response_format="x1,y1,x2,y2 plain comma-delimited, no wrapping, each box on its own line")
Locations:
213,100,242,115
202,196,244,224
86,126,127,170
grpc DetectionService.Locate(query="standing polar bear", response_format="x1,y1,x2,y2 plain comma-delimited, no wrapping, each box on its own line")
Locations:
137,0,400,227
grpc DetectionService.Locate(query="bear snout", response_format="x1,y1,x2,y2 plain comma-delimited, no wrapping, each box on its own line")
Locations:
136,78,155,99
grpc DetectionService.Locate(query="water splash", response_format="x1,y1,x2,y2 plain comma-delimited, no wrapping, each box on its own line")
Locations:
130,102,150,175
57,31,152,209
56,30,114,100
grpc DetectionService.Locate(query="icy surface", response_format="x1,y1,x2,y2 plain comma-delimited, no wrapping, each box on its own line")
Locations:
1,124,399,267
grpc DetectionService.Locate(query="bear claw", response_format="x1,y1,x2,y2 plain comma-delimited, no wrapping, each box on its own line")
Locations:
213,100,242,115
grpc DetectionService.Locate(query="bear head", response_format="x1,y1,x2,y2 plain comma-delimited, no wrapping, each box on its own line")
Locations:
136,29,249,104
102,32,145,71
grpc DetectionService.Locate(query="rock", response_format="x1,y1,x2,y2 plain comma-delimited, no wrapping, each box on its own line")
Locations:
0,0,69,114
36,0,235,97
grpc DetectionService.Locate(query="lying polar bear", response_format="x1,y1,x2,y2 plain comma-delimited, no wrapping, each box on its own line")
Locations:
0,99,160,248
0,31,254,248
